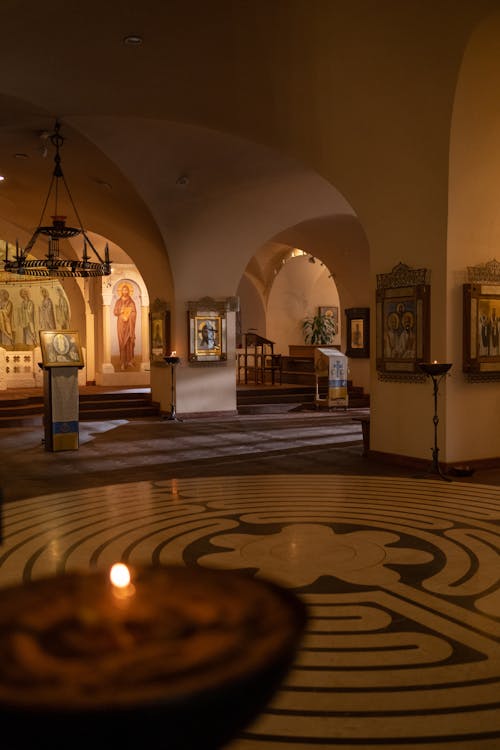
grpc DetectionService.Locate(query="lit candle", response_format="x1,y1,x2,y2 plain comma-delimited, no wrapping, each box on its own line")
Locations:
110,563,131,588
110,563,135,601
433,360,438,364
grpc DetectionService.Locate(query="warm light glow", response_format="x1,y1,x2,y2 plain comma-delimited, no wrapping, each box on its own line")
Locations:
433,360,438,364
110,563,131,589
171,350,176,356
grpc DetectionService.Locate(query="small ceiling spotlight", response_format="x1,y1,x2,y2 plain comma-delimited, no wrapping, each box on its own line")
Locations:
123,34,143,46
96,179,112,190
176,174,190,187
308,256,316,264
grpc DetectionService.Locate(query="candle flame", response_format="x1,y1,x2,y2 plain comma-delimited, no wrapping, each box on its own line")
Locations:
433,360,438,364
110,563,131,589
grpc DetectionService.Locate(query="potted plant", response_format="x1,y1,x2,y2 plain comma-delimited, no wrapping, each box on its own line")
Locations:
302,310,338,345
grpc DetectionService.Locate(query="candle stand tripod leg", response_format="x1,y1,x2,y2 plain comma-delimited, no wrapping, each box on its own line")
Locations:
417,363,453,482
427,374,451,481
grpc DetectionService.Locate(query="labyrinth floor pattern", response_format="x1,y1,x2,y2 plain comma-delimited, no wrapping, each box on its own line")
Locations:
1,474,500,749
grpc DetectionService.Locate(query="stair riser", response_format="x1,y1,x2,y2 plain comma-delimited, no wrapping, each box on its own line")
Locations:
0,393,160,427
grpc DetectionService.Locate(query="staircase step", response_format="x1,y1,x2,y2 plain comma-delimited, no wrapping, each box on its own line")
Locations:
79,393,160,420
79,391,152,403
237,383,369,413
79,406,159,420
0,389,160,426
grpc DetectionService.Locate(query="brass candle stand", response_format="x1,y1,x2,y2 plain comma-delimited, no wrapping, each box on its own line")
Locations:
417,362,452,481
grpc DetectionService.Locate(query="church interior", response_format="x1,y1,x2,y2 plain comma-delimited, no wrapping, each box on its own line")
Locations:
0,2,500,748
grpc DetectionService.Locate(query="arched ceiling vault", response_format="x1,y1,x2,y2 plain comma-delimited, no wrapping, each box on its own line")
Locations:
0,98,360,300
0,99,167,278
0,1,494,302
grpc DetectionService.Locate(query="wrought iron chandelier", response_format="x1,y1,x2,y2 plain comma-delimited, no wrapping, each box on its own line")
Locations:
3,121,111,277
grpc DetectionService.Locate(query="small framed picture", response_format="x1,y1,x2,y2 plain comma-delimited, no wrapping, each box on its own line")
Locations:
39,330,84,367
345,308,370,358
318,305,339,329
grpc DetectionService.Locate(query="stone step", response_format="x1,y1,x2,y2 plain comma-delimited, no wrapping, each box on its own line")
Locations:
237,383,370,412
78,391,160,420
79,400,160,420
0,390,160,426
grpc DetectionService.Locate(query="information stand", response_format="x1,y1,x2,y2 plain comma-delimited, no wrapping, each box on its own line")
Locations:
314,347,349,409
39,330,84,452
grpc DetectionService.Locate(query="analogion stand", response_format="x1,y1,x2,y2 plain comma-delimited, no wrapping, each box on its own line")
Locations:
42,365,82,451
314,347,349,410
39,330,85,452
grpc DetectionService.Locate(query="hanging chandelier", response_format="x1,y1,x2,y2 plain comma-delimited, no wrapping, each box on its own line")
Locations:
3,121,111,277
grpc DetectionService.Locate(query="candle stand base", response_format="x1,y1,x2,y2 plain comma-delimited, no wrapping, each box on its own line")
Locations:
163,407,182,422
417,457,453,482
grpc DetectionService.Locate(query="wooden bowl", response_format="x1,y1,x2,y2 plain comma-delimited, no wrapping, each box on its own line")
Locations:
0,565,306,750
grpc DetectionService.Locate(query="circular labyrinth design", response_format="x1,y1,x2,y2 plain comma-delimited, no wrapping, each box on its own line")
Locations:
2,474,500,749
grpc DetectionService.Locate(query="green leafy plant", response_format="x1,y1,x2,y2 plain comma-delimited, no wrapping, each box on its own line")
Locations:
302,311,338,345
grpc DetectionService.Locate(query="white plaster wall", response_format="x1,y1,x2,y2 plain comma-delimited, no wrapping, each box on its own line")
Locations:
175,311,237,417
267,256,340,355
236,275,266,344
446,11,500,463
169,172,351,416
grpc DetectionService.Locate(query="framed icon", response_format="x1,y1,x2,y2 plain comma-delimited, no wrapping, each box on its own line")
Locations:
188,308,227,363
345,307,370,358
149,298,171,364
463,284,500,373
39,330,84,367
376,263,430,376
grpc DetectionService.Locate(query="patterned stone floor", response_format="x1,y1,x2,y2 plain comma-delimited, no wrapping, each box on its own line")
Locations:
1,473,500,749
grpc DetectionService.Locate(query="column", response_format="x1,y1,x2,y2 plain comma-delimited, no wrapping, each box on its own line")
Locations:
140,304,150,371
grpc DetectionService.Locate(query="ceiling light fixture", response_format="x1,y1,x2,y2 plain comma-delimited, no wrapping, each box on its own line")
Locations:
123,34,143,46
3,120,111,278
